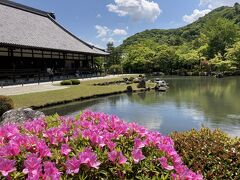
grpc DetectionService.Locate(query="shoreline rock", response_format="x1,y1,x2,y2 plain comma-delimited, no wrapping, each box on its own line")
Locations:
1,108,45,125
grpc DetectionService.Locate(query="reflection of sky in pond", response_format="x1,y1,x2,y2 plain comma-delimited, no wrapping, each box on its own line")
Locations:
42,77,240,137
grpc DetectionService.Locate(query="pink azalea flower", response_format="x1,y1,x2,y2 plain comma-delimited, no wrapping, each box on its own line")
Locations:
65,157,80,174
118,152,127,165
185,172,203,180
24,136,39,152
108,150,127,165
0,157,16,176
43,161,61,180
23,154,42,179
72,128,81,139
88,132,105,147
132,148,145,164
78,148,101,169
1,124,20,139
134,138,145,149
159,157,174,171
61,144,71,156
108,150,118,162
23,119,46,134
36,140,52,158
6,143,20,156
106,141,116,151
0,143,20,157
43,127,65,145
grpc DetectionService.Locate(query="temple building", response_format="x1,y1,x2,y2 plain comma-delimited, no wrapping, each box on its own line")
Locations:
0,0,108,84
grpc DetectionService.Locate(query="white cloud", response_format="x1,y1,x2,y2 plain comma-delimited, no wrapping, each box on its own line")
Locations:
200,0,240,9
96,14,102,18
113,29,128,36
106,0,161,22
183,0,240,24
95,25,110,38
95,25,127,45
183,9,211,23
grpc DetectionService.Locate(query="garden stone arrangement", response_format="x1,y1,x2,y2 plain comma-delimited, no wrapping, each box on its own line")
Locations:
1,108,45,125
0,110,202,179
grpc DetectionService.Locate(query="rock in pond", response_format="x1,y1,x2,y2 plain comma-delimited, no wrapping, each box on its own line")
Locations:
1,108,45,125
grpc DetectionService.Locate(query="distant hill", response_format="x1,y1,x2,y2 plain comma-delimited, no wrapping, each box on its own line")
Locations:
120,3,240,48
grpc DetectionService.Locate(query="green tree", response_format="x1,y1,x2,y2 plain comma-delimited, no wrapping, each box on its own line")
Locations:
234,3,240,13
178,50,200,70
151,45,179,74
106,42,121,68
121,45,155,73
210,53,234,72
226,41,240,69
202,18,239,58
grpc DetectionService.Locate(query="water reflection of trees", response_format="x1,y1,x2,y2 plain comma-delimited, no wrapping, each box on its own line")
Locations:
43,77,240,129
42,95,124,116
128,77,240,126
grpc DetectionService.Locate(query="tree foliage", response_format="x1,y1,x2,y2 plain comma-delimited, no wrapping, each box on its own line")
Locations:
202,18,239,58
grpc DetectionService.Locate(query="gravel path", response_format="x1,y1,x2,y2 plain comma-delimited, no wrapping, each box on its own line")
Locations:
0,74,136,96
0,84,68,96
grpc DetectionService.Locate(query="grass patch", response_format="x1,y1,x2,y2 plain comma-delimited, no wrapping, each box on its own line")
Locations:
10,76,140,108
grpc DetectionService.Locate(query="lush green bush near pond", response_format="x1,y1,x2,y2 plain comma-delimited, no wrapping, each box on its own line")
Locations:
60,79,80,86
0,95,14,116
60,80,72,85
170,128,240,179
70,79,81,85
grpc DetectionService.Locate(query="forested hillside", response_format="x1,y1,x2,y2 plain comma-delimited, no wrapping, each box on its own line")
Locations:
106,3,240,74
122,4,240,47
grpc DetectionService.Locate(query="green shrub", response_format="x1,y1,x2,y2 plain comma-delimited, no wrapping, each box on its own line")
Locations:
126,85,133,92
60,80,72,86
137,79,146,88
70,79,80,85
128,77,135,81
0,95,14,116
108,64,122,74
170,128,240,179
192,71,199,76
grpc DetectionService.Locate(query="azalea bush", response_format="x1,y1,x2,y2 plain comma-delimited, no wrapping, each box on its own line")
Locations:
171,128,240,179
0,111,202,179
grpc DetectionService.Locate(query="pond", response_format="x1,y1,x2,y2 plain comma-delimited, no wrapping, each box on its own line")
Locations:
42,76,240,137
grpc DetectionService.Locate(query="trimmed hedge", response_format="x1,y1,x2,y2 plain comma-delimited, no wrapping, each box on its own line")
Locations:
60,80,72,85
170,128,240,179
0,95,14,116
70,79,80,85
126,85,133,92
61,79,80,86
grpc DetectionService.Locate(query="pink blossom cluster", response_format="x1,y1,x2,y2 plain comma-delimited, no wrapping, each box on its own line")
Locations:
0,110,202,179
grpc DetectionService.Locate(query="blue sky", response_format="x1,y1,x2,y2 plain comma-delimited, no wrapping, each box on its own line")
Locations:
14,0,239,48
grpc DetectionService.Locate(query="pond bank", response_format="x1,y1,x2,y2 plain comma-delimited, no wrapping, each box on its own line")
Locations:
9,74,156,109
32,88,154,110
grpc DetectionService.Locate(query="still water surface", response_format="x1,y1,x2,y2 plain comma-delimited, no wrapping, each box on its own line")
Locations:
42,76,240,136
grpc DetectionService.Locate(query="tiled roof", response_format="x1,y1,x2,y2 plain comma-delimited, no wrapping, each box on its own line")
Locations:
0,0,108,55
